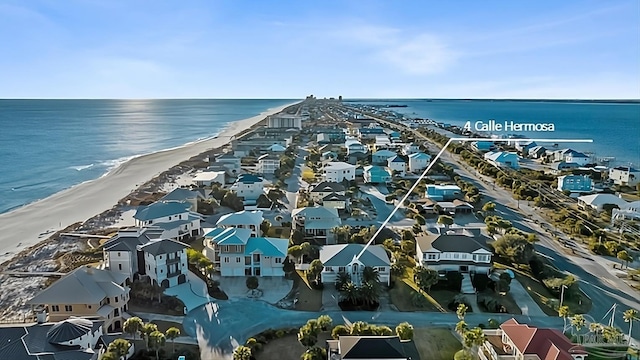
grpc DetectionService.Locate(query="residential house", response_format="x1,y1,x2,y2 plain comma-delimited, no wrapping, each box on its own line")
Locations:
347,151,369,165
471,141,496,153
140,238,189,288
345,139,368,156
267,143,287,153
371,149,398,165
309,181,346,203
557,175,593,193
323,162,356,182
435,199,475,214
374,135,392,149
230,174,266,203
425,184,463,201
326,336,409,360
216,210,264,237
0,318,127,360
528,145,547,159
363,165,392,184
358,127,385,140
257,153,280,174
578,194,628,212
192,171,226,187
484,151,519,169
514,141,537,155
609,166,640,187
319,244,391,285
612,200,640,222
479,318,587,360
160,188,207,213
322,150,338,161
387,155,407,176
401,143,421,156
550,161,581,175
415,231,492,275
389,131,401,142
212,152,241,177
317,132,346,145
407,152,431,173
267,113,303,129
565,150,590,166
322,193,349,211
27,266,130,332
133,201,202,240
203,227,288,276
102,227,158,281
292,206,342,245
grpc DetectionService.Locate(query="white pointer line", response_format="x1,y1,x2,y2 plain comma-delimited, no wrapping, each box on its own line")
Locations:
355,136,593,262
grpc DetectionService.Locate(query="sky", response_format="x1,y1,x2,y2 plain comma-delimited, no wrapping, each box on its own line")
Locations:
0,0,639,99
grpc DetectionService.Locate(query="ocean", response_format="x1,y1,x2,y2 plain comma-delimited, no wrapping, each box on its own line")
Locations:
0,99,296,214
349,99,640,169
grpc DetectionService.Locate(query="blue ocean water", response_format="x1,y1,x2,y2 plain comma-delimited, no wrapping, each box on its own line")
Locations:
350,99,640,168
0,99,295,214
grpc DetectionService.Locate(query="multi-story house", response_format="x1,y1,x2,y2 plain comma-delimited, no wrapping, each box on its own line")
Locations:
363,165,392,184
323,162,356,182
216,210,264,237
415,231,492,275
27,265,130,332
212,152,242,177
257,153,280,174
479,318,587,360
140,238,189,288
557,175,593,193
192,170,226,187
309,181,346,203
203,227,288,277
401,143,421,156
371,149,397,165
326,336,409,359
133,201,202,240
345,139,368,156
425,184,462,201
407,152,431,173
484,151,520,169
267,113,303,129
230,174,266,202
471,141,496,153
103,227,159,282
321,193,349,211
319,244,390,286
387,155,407,176
609,166,640,187
292,206,342,245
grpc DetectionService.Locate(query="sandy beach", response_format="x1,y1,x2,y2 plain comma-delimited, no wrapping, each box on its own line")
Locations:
0,102,297,265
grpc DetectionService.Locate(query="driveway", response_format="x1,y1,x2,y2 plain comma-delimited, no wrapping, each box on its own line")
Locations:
164,271,215,312
217,276,293,304
504,278,547,318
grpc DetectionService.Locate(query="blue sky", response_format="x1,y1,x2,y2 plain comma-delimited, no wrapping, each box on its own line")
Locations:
1,0,638,99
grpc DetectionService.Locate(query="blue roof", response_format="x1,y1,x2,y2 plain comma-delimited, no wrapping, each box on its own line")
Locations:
205,227,252,245
389,155,406,163
134,201,190,221
364,166,391,175
236,174,264,184
245,237,288,257
409,152,431,160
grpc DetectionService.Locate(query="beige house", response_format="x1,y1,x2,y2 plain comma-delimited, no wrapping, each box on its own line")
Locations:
27,265,130,332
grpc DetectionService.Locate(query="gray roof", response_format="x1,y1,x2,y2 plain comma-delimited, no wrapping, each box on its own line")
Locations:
322,193,348,201
311,181,346,193
320,244,390,267
133,201,190,221
28,266,128,306
103,230,152,252
47,318,93,344
416,233,490,253
139,238,189,256
160,188,205,201
339,336,406,359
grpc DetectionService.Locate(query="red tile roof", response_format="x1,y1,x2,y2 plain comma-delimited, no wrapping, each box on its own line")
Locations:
500,319,587,360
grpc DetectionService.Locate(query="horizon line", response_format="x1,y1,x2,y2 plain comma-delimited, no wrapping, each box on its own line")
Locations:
0,97,639,101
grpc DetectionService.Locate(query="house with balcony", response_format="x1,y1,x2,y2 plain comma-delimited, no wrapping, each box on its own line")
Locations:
323,162,356,182
140,238,189,288
326,335,409,359
292,206,342,245
133,201,202,240
408,152,431,173
415,231,492,275
257,153,280,174
484,151,520,170
479,318,587,360
345,139,368,156
309,181,346,203
425,184,463,201
230,174,266,203
216,210,264,237
557,175,593,193
212,152,241,177
363,165,392,184
27,265,130,332
372,149,398,165
387,155,407,176
202,227,288,277
319,244,390,286
102,227,159,282
609,166,640,187
322,193,349,211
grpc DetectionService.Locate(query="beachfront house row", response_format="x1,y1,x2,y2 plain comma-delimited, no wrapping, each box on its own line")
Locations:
609,166,640,187
363,165,392,184
479,318,587,360
345,139,368,156
309,181,346,203
257,153,281,174
407,152,431,173
387,155,407,176
140,238,189,288
425,184,463,201
133,201,202,240
203,227,288,277
27,265,130,332
230,174,266,203
371,149,398,165
327,335,409,360
484,151,520,170
192,170,226,187
557,175,593,193
292,206,342,245
319,244,391,286
267,113,303,129
415,232,492,275
216,210,264,237
323,162,356,183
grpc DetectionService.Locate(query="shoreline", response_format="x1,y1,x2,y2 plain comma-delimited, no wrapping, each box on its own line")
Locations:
0,101,299,265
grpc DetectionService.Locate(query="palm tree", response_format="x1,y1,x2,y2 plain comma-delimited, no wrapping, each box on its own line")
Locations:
141,323,158,350
571,314,586,334
413,266,438,293
123,317,143,340
331,325,349,339
165,327,181,353
358,281,380,306
558,305,570,331
335,271,351,291
107,338,131,359
148,330,166,360
302,346,326,360
298,326,318,348
362,266,380,283
233,345,253,360
317,315,333,331
624,309,638,340
455,320,468,336
395,322,414,341
456,304,468,320
340,281,360,304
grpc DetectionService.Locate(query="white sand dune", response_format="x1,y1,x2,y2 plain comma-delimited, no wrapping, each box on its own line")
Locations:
0,102,297,265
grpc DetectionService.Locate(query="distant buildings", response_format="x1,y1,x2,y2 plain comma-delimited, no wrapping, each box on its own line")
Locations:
267,113,303,129
319,244,390,286
609,166,640,187
471,141,496,153
557,175,593,193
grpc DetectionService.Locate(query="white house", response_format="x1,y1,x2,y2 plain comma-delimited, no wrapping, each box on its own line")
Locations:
484,151,519,169
103,228,159,281
267,114,303,129
401,143,421,155
139,238,189,288
345,139,368,156
323,162,356,182
257,153,280,174
415,232,492,275
407,152,431,173
203,227,288,277
192,171,226,187
213,152,242,177
216,210,264,237
371,149,397,165
564,150,590,166
425,184,463,201
230,174,266,202
578,194,628,212
609,166,640,187
133,201,202,240
309,181,346,203
292,206,342,245
319,244,391,286
387,155,406,176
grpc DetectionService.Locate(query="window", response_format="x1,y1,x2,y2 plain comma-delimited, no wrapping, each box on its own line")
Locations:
338,267,346,272
51,305,60,312
117,252,121,257
275,258,282,264
427,254,438,260
169,216,172,220
65,305,73,311
88,305,92,309
224,257,230,263
453,253,460,259
377,267,385,272
118,264,122,271
325,266,333,272
115,297,119,303
107,298,110,304
236,257,241,263
114,308,119,316
159,255,162,259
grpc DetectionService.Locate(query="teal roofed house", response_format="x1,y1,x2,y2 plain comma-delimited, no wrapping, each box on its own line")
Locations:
363,165,392,184
202,227,288,277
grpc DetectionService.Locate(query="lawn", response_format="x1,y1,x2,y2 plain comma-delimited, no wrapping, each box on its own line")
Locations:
514,272,592,316
413,328,462,360
389,280,438,311
294,270,323,311
256,332,332,360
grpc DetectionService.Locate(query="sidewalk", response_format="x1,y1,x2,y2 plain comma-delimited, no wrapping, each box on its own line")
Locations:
510,279,546,317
